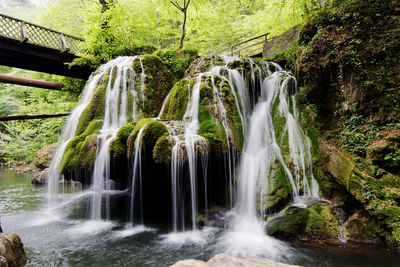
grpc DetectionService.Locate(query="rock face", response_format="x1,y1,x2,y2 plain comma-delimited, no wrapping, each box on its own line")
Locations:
263,0,400,248
170,254,302,267
34,143,58,169
0,233,26,267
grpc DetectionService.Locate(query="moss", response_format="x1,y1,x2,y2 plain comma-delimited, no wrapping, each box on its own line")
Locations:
127,118,153,158
132,55,174,118
266,166,292,212
267,205,340,240
219,80,244,150
60,120,103,172
156,48,199,80
60,134,98,172
305,205,340,239
75,76,109,136
143,120,168,148
127,119,168,160
267,207,309,237
110,122,136,159
198,105,227,153
318,139,400,247
159,78,190,120
153,133,172,164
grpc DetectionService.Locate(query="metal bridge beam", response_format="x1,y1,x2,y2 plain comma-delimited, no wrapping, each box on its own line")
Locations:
0,73,64,90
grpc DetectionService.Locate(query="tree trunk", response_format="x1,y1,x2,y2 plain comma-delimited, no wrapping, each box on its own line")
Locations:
99,0,110,13
179,9,187,49
0,113,70,121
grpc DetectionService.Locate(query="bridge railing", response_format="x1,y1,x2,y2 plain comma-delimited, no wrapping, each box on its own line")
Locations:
207,33,268,58
0,13,89,55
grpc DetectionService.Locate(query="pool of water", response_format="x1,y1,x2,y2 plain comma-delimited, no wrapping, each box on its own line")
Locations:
1,168,400,267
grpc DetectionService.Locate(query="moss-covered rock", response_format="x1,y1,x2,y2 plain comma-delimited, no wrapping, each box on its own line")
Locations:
317,138,400,247
159,78,191,121
133,55,174,118
367,129,400,172
60,120,102,172
267,204,340,241
34,143,59,169
125,119,169,161
153,133,172,164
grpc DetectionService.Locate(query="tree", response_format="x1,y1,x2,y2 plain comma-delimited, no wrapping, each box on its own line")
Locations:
99,0,112,13
170,0,191,49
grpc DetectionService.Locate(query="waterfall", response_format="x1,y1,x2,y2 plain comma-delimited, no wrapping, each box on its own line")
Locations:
217,66,318,259
48,54,319,256
47,58,130,200
48,56,148,222
129,122,148,224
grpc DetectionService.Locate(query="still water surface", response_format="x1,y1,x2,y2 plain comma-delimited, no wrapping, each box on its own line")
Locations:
1,169,400,267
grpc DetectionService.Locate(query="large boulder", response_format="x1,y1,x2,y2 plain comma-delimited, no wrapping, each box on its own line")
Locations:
170,254,302,267
34,143,58,169
0,233,26,267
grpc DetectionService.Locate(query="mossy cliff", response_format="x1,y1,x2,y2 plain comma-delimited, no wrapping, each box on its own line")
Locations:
264,0,400,247
60,55,173,175
60,55,249,180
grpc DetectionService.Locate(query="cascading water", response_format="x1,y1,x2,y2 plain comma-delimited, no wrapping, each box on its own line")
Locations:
48,56,148,223
47,59,130,201
129,122,148,224
47,54,319,260
217,66,319,260
90,56,136,221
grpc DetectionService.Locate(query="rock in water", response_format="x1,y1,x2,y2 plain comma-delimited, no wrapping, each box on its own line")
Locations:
34,143,59,169
0,233,27,267
170,254,302,267
0,256,7,267
31,168,49,185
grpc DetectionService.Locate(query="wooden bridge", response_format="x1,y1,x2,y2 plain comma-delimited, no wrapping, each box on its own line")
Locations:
0,13,92,79
208,33,269,58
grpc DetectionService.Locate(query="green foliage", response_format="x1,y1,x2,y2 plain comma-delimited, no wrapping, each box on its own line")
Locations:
156,48,199,79
0,88,77,166
340,114,377,157
0,65,81,167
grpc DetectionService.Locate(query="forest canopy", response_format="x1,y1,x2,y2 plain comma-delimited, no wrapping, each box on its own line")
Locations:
35,0,313,57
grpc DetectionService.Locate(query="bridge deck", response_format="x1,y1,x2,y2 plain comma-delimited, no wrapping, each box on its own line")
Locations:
0,13,92,79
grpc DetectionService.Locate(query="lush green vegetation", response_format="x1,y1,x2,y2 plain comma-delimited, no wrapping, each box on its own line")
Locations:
0,67,79,166
0,0,322,167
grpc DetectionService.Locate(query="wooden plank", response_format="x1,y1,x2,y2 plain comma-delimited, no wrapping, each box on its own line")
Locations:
0,113,70,121
0,74,64,90
226,40,265,55
240,45,265,57
206,33,268,56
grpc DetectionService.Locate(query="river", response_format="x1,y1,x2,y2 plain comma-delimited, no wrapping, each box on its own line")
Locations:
1,168,400,267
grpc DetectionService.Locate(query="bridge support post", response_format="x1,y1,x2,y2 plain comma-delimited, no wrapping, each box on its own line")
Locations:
20,22,28,43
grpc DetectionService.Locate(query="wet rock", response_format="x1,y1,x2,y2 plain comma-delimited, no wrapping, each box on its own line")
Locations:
31,168,48,186
316,139,400,247
170,253,302,267
34,143,58,169
0,233,26,267
0,256,7,267
267,204,341,241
